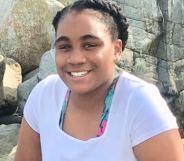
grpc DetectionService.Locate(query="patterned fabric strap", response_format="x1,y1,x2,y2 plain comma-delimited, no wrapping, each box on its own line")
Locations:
97,77,118,136
59,77,119,137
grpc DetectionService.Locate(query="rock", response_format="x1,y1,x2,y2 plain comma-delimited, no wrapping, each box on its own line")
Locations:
112,0,184,133
175,90,184,113
23,68,39,82
0,0,64,74
57,0,72,5
127,27,158,55
175,59,184,92
3,58,22,107
157,60,177,95
17,49,57,113
133,54,158,84
6,145,17,161
17,75,39,115
117,48,134,72
0,114,22,125
0,124,19,161
38,49,57,80
119,0,162,56
174,90,184,137
0,55,5,106
156,0,184,94
46,0,65,48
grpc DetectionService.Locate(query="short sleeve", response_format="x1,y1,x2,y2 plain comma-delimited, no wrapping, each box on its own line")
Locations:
23,84,41,133
129,84,178,147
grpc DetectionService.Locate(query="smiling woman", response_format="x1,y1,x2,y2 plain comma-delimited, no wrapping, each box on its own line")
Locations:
14,0,184,161
54,9,122,95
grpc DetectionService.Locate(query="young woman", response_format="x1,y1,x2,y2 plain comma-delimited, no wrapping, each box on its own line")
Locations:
14,0,184,161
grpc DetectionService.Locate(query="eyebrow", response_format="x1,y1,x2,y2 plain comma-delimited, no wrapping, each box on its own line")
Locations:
55,34,100,45
55,36,69,45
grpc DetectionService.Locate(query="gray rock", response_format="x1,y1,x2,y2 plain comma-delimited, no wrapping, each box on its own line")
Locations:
0,124,19,161
157,60,177,95
175,59,184,92
0,55,5,106
117,48,134,72
17,75,39,115
175,90,184,112
112,0,184,132
57,0,72,5
17,49,57,113
133,54,158,84
6,145,17,161
0,0,64,74
23,68,39,82
166,0,184,24
38,49,57,80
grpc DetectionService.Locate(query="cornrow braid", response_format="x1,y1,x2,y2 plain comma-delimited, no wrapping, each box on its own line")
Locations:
52,0,129,50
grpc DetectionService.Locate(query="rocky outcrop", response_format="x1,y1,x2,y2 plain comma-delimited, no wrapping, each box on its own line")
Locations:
0,124,19,161
0,55,5,106
0,57,21,118
57,0,72,5
0,0,64,74
17,49,57,113
3,58,22,108
113,0,184,134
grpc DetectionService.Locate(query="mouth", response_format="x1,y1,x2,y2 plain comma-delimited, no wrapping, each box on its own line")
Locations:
68,70,91,78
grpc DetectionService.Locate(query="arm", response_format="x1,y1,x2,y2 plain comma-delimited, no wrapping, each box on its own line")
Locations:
133,129,184,161
14,118,42,161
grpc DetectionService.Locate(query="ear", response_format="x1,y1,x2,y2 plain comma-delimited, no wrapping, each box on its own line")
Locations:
113,39,123,62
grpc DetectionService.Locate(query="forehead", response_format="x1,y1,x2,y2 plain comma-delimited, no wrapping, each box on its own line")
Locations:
56,10,111,40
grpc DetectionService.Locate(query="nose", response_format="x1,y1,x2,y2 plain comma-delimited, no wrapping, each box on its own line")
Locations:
67,48,86,65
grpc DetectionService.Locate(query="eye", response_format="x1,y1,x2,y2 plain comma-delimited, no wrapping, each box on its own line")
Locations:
56,44,71,51
83,43,98,49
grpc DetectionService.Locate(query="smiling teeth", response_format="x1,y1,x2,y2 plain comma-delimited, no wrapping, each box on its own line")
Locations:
70,71,89,77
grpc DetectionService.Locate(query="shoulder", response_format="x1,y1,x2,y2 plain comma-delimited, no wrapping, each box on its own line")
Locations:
117,71,170,114
117,72,178,146
37,74,64,87
33,74,67,93
116,71,158,102
118,71,151,88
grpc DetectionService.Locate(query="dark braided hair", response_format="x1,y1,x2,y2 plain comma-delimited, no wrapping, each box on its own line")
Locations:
52,0,129,50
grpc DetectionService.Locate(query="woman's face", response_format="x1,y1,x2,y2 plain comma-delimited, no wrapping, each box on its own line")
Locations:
55,10,122,95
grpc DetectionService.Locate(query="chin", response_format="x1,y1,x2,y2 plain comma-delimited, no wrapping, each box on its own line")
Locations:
70,87,92,95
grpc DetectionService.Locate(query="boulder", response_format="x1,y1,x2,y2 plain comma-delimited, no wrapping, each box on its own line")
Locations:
6,145,17,161
112,0,184,133
23,68,39,82
57,0,72,5
175,59,184,92
117,48,134,72
133,54,158,84
157,60,177,95
156,0,184,94
0,0,64,74
18,49,57,113
0,124,19,161
0,55,5,106
3,58,22,107
17,75,39,115
175,90,184,114
38,49,57,80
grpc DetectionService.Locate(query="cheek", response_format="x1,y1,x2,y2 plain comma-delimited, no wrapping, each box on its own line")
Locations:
55,54,64,67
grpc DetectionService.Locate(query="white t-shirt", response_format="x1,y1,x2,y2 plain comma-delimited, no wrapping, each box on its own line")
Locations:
24,72,178,161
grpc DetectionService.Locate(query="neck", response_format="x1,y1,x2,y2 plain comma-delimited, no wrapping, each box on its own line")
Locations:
69,78,114,113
